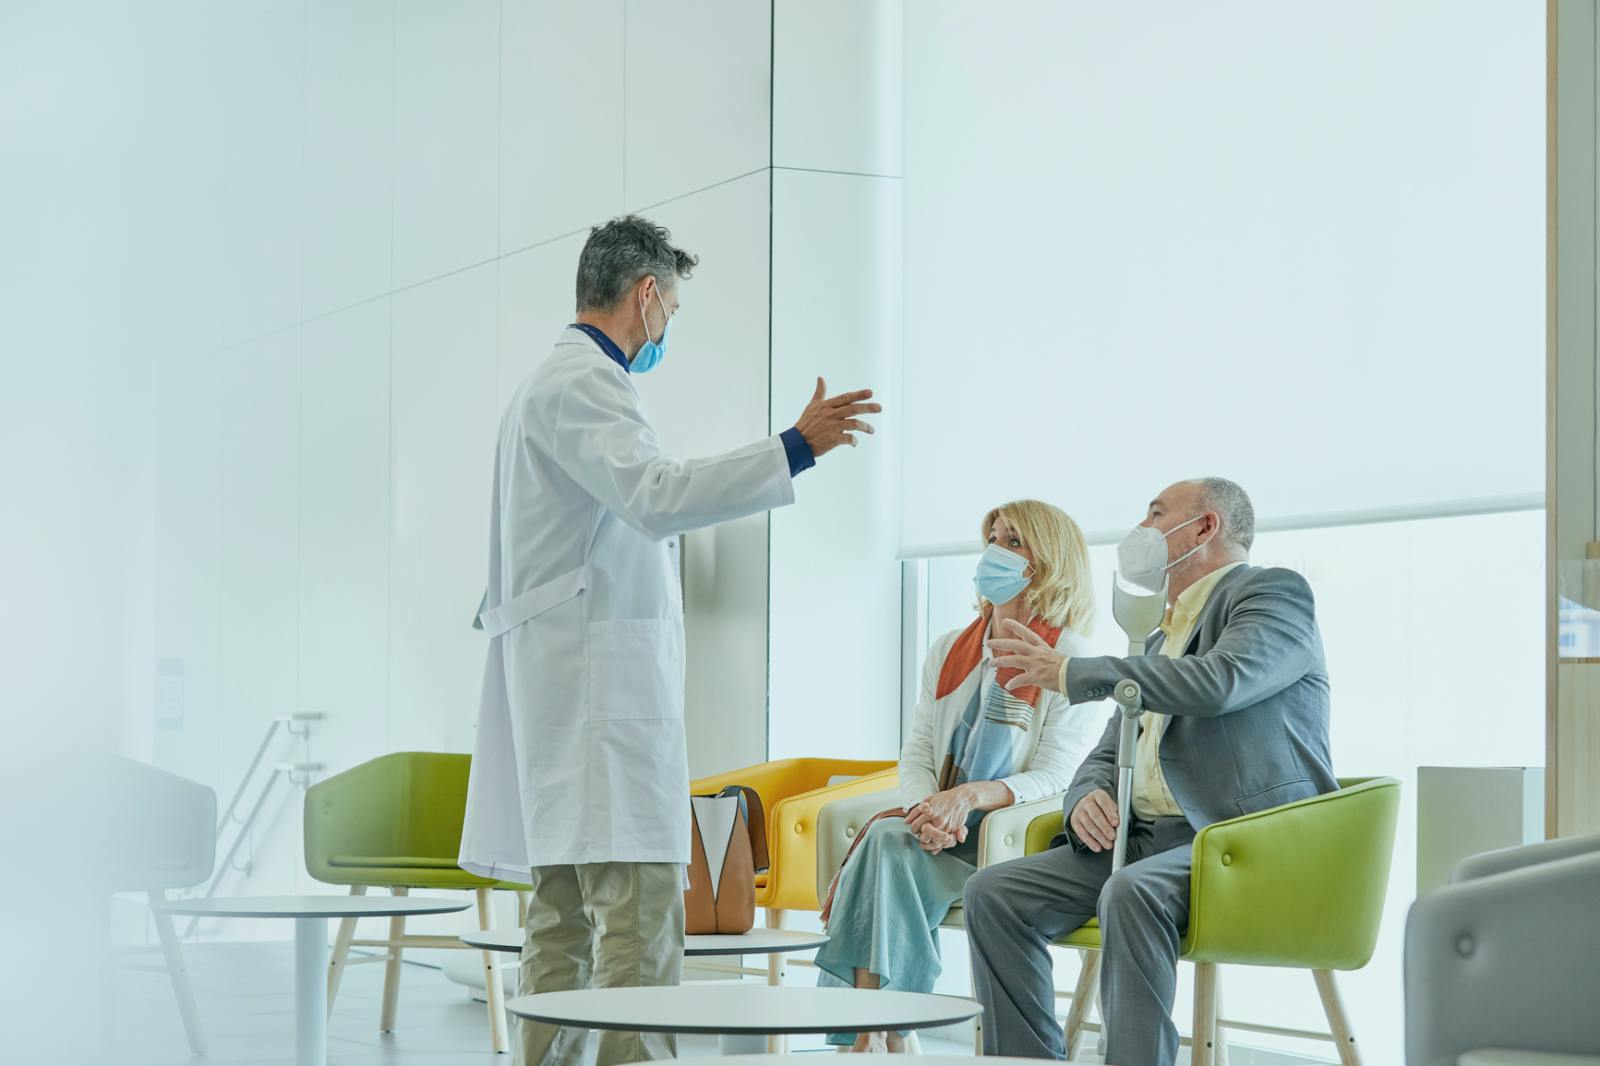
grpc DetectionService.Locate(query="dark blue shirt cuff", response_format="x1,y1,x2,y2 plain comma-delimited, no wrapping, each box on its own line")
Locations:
779,427,815,478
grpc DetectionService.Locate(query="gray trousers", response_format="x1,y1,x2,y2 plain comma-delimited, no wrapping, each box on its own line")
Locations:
962,816,1196,1065
517,862,685,1066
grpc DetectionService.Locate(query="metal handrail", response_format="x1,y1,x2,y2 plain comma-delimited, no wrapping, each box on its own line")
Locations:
182,713,323,937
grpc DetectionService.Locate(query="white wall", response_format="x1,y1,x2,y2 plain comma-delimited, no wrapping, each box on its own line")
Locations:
899,1,1545,552
768,0,906,763
138,0,780,937
639,170,778,779
0,2,195,1048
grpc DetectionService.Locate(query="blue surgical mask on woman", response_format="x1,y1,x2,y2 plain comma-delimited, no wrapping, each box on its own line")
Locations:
633,287,671,374
974,543,1033,606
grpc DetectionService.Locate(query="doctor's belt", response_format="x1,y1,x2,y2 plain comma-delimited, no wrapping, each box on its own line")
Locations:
474,565,589,638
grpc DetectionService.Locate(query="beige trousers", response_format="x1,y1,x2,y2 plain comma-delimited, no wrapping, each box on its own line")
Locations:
517,862,685,1066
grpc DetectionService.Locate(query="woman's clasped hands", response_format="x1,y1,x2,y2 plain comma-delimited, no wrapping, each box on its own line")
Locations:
903,785,975,855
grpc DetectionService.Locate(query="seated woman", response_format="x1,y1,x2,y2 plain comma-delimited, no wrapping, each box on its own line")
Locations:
814,499,1106,1053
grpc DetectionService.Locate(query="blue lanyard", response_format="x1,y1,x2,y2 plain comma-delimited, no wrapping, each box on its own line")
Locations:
570,323,630,373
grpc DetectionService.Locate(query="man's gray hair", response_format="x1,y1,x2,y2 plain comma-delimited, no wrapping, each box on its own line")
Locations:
575,215,698,312
1194,477,1255,553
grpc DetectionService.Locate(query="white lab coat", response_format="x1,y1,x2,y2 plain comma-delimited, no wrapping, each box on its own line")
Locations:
459,327,795,876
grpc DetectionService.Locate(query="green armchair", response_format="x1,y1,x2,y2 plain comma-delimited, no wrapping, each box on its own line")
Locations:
304,752,530,1054
1025,776,1401,1066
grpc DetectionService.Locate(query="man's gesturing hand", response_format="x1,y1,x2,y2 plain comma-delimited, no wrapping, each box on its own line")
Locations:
1070,788,1120,853
988,618,1067,693
795,378,881,458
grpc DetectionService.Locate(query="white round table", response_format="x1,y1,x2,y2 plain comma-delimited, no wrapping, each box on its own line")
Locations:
711,1058,1040,1066
460,926,829,957
153,894,469,1066
504,985,983,1056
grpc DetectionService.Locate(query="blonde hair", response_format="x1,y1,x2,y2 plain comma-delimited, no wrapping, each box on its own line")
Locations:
978,499,1095,634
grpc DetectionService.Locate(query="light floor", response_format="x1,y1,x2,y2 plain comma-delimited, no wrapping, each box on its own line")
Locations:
103,943,976,1066
103,942,1317,1066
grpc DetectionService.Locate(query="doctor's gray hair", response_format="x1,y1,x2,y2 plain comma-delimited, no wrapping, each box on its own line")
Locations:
1193,477,1255,553
575,215,699,312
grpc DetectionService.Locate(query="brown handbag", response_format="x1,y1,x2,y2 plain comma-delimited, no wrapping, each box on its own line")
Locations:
684,785,769,935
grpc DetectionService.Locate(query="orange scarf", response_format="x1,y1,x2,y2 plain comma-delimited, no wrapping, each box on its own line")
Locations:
936,611,1062,709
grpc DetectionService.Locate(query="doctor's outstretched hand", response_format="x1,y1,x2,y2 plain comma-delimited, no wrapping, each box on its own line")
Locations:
989,618,1067,694
794,378,881,457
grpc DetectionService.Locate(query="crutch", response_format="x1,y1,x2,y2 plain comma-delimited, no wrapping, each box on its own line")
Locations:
1066,575,1167,1060
1107,573,1166,873
1090,576,1229,1066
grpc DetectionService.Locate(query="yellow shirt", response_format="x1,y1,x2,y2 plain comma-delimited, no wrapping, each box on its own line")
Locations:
1129,561,1247,819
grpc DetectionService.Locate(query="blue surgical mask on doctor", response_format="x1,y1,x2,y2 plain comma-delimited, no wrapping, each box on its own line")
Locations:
633,285,672,374
974,543,1034,606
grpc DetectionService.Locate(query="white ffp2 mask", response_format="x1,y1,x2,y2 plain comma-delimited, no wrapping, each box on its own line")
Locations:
1116,514,1204,594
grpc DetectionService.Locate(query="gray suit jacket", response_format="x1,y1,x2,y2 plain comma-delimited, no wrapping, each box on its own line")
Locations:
1060,564,1336,849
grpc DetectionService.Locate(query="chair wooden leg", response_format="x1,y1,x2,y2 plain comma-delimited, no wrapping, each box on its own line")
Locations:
966,936,984,1055
515,889,531,929
477,887,510,1054
327,885,366,1016
1063,949,1101,1059
1313,970,1361,1066
766,908,788,1053
1213,972,1229,1066
379,887,407,1033
1191,962,1219,1066
149,889,207,1058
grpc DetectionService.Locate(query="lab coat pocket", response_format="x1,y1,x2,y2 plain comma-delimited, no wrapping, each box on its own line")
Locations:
587,618,685,721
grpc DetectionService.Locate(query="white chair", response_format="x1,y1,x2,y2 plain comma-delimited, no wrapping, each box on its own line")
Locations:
107,758,217,1058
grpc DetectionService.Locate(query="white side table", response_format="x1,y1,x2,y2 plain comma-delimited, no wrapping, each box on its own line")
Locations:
153,894,469,1066
713,1049,1049,1056
460,926,828,958
505,985,982,1055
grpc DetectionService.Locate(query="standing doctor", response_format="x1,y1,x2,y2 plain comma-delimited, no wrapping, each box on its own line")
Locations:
460,215,880,1066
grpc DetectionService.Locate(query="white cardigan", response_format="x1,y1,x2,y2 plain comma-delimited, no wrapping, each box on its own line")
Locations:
898,622,1106,809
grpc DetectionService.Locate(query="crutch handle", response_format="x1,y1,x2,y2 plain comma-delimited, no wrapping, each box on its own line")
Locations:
1110,678,1143,873
1113,679,1142,712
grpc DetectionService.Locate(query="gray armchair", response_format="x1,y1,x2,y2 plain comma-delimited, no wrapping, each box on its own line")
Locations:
1404,833,1600,1066
108,758,217,1058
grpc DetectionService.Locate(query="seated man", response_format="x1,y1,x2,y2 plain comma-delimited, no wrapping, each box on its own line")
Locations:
973,477,1336,1066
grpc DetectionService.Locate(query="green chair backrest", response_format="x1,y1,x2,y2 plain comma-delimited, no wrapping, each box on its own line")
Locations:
1026,806,1066,857
1186,775,1401,969
304,752,475,881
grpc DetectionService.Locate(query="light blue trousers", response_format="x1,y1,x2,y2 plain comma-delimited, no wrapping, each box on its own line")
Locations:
813,816,976,1045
